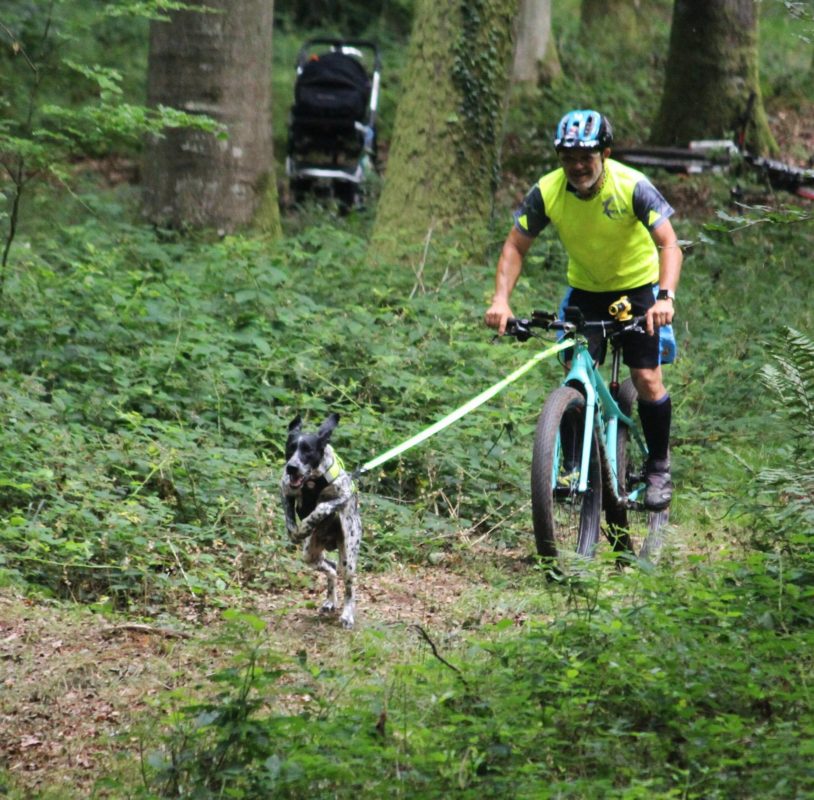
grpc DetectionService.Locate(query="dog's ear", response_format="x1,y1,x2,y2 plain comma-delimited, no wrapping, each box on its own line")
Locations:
317,412,339,445
285,415,302,458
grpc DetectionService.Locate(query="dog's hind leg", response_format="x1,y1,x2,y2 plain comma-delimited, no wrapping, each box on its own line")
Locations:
304,539,338,615
338,511,360,630
338,550,356,629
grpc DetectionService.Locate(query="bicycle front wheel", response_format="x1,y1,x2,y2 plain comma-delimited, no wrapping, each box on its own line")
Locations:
531,387,602,563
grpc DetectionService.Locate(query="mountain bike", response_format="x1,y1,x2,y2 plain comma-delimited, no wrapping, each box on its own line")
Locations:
503,297,669,567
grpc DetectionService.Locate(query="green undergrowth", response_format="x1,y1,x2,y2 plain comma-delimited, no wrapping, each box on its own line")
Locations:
89,253,813,797
0,184,812,609
101,546,814,800
0,194,557,605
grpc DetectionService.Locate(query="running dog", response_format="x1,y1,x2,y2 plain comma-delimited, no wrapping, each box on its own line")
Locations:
281,412,360,629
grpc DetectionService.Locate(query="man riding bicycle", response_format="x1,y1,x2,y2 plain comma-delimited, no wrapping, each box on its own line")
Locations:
485,109,683,510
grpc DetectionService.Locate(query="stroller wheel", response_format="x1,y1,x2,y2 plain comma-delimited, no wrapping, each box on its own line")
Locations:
334,181,359,212
291,178,314,206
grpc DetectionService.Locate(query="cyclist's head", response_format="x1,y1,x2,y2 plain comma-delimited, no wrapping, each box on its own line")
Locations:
554,109,613,152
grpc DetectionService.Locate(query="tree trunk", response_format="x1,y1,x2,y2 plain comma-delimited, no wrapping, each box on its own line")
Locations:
580,0,641,48
513,0,561,85
143,0,280,234
650,0,777,154
369,0,520,264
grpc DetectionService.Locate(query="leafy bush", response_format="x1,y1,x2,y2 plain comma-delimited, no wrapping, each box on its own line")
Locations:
744,327,814,555
1,183,812,609
0,207,558,603
133,561,814,799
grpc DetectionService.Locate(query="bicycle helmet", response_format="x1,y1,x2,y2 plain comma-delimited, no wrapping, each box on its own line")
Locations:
554,109,613,150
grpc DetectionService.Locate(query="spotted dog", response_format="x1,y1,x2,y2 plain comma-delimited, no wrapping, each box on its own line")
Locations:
281,413,361,629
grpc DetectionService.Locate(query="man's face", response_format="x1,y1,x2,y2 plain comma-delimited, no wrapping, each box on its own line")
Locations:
557,148,607,196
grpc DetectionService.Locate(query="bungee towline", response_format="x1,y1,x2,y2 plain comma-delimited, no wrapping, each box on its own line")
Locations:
357,338,572,476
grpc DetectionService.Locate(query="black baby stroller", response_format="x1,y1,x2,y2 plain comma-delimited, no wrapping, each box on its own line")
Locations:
286,38,382,209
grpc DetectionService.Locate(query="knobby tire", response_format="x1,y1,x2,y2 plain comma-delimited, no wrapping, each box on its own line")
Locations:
531,387,602,564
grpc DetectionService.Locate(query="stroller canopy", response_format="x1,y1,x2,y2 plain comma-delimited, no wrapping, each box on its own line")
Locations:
293,51,371,122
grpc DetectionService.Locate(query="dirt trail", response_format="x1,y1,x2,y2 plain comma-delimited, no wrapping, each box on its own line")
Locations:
0,555,509,796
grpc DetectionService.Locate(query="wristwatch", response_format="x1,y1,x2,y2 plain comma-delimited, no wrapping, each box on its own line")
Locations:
656,289,676,302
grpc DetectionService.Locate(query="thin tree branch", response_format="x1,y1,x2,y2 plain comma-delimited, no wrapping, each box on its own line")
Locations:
0,22,38,73
410,623,469,688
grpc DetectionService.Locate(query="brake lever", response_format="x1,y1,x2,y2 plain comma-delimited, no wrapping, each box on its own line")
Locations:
508,319,533,342
626,316,647,335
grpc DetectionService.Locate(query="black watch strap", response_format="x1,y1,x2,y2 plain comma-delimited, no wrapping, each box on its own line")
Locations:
656,289,675,302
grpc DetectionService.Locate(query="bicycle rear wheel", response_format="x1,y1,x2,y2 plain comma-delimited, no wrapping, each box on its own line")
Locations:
604,378,668,558
531,387,602,564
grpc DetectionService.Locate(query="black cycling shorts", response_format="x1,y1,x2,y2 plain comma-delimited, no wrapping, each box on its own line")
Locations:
559,283,660,369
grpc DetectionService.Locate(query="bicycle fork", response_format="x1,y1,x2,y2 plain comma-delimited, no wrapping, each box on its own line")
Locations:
562,345,644,503
562,356,598,494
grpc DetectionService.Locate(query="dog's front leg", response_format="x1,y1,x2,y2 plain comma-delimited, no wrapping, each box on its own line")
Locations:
297,495,348,539
280,487,304,542
303,538,338,614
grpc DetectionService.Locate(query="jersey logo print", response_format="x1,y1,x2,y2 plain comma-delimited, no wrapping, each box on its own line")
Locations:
648,209,662,226
602,196,627,219
517,213,529,231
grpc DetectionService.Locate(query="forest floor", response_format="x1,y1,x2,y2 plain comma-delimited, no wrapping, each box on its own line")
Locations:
0,540,555,797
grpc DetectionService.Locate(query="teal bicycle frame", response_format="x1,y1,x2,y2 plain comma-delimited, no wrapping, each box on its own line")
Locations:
560,327,649,506
505,305,665,560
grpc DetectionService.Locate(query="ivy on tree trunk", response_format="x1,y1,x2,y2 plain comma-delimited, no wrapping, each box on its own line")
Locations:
369,0,520,265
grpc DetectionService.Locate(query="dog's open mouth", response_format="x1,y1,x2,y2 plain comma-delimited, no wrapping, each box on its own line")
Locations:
288,474,305,489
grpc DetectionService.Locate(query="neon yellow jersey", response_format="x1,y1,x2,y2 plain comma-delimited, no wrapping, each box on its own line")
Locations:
514,159,674,292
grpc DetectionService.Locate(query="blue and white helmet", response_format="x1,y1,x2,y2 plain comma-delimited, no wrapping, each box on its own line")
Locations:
554,109,613,150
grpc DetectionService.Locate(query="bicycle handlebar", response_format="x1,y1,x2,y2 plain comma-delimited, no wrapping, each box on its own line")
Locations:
502,307,647,342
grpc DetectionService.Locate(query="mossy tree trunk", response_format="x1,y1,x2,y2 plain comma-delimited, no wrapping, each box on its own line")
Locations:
580,0,641,48
650,0,777,154
513,0,562,86
369,0,520,264
143,0,281,235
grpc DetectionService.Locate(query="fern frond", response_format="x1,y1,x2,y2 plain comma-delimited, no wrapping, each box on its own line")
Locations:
761,327,814,439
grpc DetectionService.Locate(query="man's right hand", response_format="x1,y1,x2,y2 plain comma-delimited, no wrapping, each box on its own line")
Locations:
484,298,513,335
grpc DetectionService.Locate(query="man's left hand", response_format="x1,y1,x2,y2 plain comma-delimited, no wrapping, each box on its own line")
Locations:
646,299,674,335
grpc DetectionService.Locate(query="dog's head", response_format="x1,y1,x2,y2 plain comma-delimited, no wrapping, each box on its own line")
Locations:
284,412,339,491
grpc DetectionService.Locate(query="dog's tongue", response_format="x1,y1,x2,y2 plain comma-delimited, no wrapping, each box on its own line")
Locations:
289,475,304,488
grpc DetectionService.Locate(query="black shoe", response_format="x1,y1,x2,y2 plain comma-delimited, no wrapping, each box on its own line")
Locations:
644,458,672,510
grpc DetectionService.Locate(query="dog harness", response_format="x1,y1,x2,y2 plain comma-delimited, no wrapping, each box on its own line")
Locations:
324,454,345,483
306,449,349,492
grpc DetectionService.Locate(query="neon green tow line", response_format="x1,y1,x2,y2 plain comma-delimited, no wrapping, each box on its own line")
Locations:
358,338,572,475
